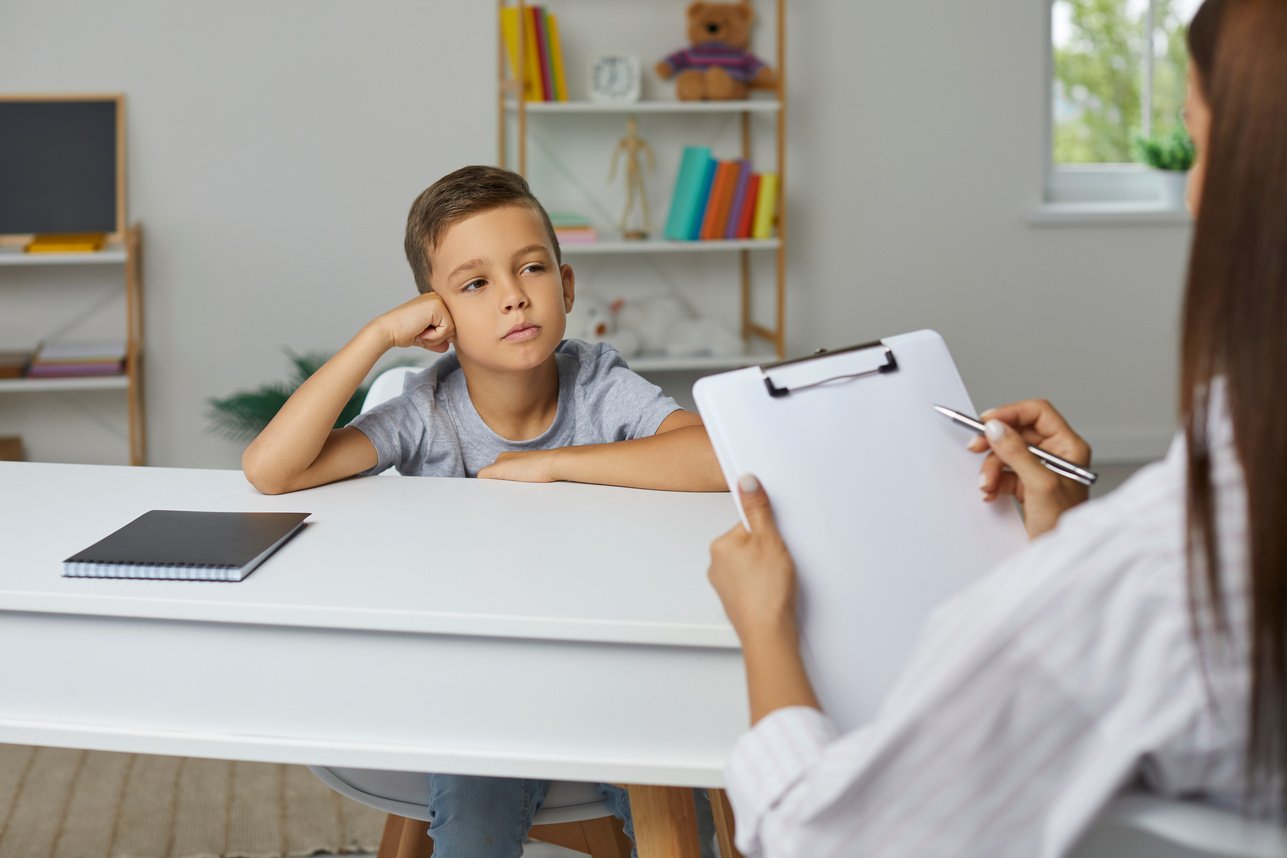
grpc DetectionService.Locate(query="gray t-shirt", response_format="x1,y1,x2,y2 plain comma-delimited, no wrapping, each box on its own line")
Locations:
350,339,681,478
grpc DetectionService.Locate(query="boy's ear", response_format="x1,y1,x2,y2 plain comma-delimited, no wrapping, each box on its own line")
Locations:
561,263,575,313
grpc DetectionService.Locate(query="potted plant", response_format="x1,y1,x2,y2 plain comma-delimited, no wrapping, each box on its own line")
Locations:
1133,125,1196,210
206,351,371,444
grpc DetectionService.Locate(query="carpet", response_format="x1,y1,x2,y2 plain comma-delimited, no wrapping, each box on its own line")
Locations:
0,745,386,858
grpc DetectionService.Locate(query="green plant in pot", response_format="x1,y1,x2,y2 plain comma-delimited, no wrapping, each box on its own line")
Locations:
1133,125,1196,210
206,351,370,443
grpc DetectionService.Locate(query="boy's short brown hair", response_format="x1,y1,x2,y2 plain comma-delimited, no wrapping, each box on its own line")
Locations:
404,165,562,294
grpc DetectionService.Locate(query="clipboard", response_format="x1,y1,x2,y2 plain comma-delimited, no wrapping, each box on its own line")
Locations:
694,329,1027,731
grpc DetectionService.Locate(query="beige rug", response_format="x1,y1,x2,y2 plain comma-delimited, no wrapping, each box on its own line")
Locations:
0,745,386,858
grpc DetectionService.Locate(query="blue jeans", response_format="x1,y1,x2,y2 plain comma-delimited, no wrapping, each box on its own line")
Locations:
424,775,636,858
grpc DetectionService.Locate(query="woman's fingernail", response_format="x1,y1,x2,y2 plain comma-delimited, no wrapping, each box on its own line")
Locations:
738,473,760,493
978,473,989,490
985,419,1005,441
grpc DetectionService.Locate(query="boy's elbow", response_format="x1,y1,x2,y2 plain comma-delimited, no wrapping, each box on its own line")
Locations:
242,447,289,495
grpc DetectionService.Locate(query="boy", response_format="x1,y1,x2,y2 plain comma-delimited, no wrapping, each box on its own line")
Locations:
242,165,724,855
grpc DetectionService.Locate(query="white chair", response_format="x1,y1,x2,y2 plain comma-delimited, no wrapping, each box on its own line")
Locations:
308,766,631,858
1070,792,1287,858
309,365,632,858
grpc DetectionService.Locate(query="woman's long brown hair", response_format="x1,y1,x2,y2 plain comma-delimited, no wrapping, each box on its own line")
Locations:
1183,0,1287,810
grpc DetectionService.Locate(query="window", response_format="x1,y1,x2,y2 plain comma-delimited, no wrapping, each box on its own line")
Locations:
1044,0,1201,212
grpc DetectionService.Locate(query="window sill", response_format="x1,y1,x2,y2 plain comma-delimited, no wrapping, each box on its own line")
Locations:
1027,202,1193,227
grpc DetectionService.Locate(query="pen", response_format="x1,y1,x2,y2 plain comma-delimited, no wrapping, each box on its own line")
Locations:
933,404,1098,487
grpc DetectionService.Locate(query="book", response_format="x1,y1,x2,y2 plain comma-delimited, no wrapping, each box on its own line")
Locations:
547,12,568,101
0,436,22,461
500,7,542,101
64,510,311,581
0,349,33,379
735,173,761,239
699,160,738,240
549,210,598,243
723,160,752,239
751,172,780,239
663,146,715,241
531,6,553,102
29,339,126,378
25,233,105,253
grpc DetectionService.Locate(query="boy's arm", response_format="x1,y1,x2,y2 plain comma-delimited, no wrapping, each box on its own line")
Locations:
478,409,727,492
242,293,454,494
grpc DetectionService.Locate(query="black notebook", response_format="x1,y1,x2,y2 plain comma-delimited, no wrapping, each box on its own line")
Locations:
63,510,311,581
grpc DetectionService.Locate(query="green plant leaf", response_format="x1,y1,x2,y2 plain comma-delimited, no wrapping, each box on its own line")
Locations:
1132,125,1196,171
206,350,373,443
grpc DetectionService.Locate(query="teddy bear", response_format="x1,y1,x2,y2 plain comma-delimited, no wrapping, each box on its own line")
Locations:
655,1,777,101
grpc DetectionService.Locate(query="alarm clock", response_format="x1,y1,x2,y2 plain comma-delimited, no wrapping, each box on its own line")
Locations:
590,54,642,103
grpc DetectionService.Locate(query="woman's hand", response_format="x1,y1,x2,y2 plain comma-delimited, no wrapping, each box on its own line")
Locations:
708,475,800,644
709,475,822,722
968,399,1091,539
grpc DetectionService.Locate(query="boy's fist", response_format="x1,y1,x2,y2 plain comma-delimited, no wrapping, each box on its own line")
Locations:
378,293,455,352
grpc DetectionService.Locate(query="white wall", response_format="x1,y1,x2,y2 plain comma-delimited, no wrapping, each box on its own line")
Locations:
0,0,1190,468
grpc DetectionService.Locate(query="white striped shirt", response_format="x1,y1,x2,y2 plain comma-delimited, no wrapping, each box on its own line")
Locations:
725,396,1259,857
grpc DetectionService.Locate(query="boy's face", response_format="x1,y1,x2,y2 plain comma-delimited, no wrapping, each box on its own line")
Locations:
427,204,574,373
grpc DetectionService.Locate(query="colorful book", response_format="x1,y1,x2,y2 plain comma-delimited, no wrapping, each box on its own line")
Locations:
735,174,760,239
531,6,554,102
550,211,597,243
699,161,738,240
547,13,568,101
723,160,752,239
499,7,541,101
664,146,715,241
751,172,780,239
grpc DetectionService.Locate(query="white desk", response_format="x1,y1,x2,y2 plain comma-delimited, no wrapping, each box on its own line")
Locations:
0,461,747,790
12,462,1262,857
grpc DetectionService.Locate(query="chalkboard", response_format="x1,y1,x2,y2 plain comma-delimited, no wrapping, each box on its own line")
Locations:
0,97,122,236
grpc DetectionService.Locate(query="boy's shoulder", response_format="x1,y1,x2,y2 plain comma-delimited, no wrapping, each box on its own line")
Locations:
556,338,634,384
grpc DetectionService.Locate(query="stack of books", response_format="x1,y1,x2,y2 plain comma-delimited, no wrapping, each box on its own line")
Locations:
24,233,106,253
500,5,568,102
550,212,598,245
28,339,126,378
662,146,780,242
0,349,33,379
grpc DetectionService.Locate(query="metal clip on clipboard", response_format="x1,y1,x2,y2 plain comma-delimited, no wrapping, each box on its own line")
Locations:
761,339,899,398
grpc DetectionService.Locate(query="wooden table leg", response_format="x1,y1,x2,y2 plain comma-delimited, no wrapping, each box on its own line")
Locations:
625,785,702,858
710,789,743,858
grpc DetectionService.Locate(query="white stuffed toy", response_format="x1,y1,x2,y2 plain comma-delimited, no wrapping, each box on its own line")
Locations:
566,291,642,357
615,294,743,358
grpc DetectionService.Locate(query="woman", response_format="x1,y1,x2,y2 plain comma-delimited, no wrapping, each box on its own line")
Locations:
707,0,1285,854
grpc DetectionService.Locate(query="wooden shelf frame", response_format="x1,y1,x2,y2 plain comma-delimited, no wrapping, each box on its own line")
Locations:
496,0,788,363
0,224,146,465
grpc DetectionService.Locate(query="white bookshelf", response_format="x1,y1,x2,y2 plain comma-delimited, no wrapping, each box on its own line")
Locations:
508,99,781,115
0,247,129,266
498,0,789,372
0,375,129,394
0,226,145,464
560,238,780,255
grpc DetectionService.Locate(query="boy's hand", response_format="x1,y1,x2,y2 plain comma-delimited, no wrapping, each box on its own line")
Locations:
376,292,455,352
478,450,559,483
